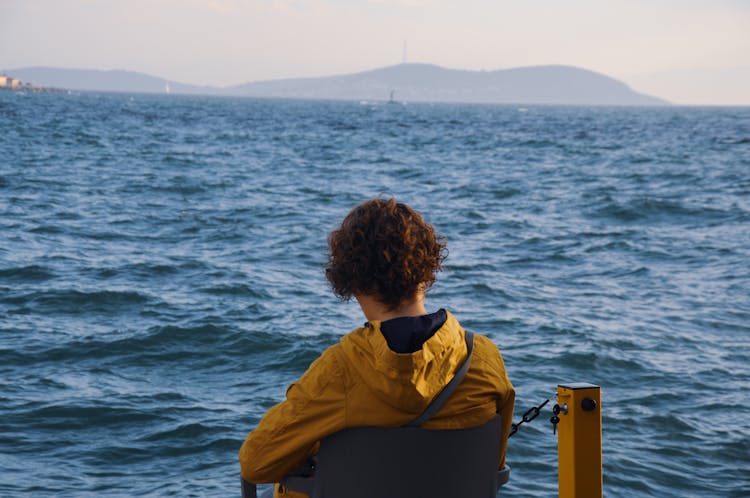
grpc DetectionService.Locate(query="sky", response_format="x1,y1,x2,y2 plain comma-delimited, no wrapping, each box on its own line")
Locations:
1,0,749,105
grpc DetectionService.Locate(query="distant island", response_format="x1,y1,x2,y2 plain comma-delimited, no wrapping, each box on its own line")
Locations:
1,64,669,105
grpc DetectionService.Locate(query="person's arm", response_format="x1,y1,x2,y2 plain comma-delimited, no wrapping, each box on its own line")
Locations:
486,341,515,470
239,346,347,483
497,376,515,469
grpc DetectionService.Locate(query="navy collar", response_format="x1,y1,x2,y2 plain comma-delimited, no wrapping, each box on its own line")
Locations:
378,309,448,353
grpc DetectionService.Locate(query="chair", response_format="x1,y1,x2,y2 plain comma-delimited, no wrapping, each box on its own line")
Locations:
240,415,508,498
306,414,508,498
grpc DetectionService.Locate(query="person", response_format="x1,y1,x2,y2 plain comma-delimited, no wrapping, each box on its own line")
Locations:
239,198,515,497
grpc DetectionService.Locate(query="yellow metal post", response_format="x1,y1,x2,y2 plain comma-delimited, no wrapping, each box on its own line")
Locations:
557,383,602,498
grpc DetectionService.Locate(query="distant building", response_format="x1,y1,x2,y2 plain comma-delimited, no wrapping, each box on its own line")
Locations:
0,75,24,89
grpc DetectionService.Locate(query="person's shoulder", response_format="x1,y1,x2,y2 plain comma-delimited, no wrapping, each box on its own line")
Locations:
290,339,351,396
471,332,501,355
312,340,347,369
469,332,509,369
313,325,370,375
468,332,513,391
337,323,373,351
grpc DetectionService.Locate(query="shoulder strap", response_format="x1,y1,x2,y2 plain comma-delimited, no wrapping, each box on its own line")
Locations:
404,330,475,428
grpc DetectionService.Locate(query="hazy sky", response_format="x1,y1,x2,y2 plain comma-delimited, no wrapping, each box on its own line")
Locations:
1,0,749,104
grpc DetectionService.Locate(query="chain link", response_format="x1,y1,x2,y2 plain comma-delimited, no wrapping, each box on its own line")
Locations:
508,398,550,437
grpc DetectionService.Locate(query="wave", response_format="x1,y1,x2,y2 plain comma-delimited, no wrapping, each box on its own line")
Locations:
592,196,730,223
2,288,151,310
1,323,302,369
0,265,57,282
8,403,170,430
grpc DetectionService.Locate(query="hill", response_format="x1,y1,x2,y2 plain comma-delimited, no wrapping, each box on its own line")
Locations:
231,64,667,105
3,64,668,105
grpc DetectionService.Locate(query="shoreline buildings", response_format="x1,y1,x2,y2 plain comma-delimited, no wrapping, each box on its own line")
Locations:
0,73,58,92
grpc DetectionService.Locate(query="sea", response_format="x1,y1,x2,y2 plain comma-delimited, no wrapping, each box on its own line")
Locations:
1,91,748,497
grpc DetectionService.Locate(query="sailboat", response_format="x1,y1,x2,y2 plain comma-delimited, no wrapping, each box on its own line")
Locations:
165,82,171,94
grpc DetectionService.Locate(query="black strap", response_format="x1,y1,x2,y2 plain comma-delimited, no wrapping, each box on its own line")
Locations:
404,331,474,427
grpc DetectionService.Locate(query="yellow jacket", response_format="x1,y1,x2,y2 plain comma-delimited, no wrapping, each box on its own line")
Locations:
239,310,515,493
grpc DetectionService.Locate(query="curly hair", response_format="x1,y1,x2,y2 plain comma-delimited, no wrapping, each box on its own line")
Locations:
325,198,447,310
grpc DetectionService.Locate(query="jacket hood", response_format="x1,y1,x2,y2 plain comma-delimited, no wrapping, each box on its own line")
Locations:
339,310,468,414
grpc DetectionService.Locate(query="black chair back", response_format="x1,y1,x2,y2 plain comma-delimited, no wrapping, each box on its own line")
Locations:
309,414,507,498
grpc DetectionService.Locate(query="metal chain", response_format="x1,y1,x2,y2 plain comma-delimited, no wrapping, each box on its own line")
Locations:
508,398,550,437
